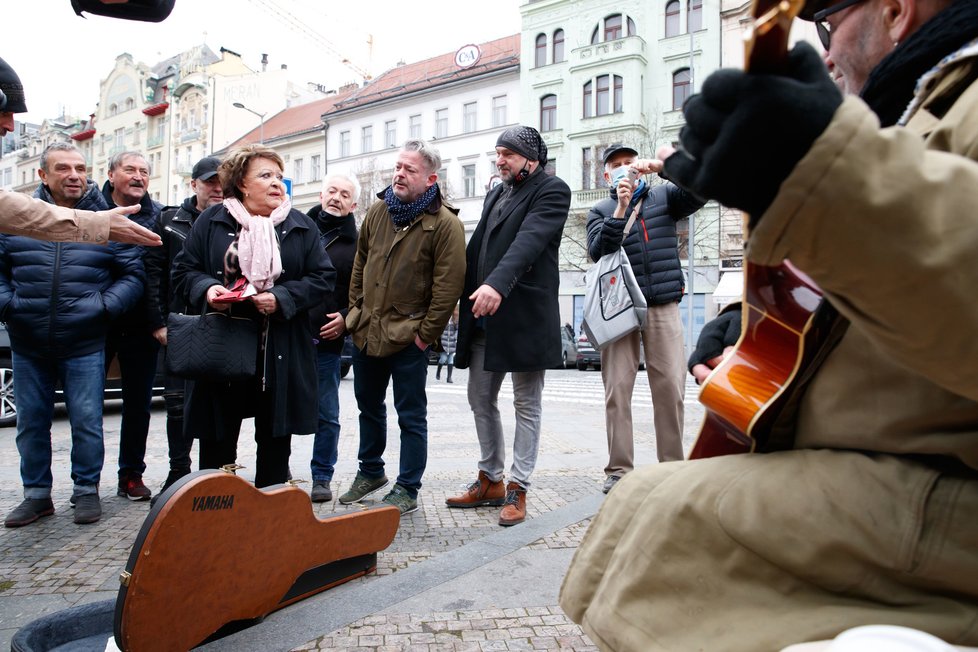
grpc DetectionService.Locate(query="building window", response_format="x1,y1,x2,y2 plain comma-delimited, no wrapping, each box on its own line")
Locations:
582,148,594,190
385,120,397,149
666,0,681,37
114,128,124,150
673,68,691,110
311,155,321,181
156,118,165,142
340,131,351,157
409,114,422,139
361,125,373,153
126,97,135,111
583,81,593,118
492,95,507,128
435,108,448,138
596,76,610,115
584,75,624,117
688,0,703,32
293,158,304,184
604,14,623,41
535,34,547,67
463,102,477,133
463,164,476,198
540,95,557,132
132,121,141,145
553,29,565,63
109,103,118,116
591,13,637,44
614,75,624,113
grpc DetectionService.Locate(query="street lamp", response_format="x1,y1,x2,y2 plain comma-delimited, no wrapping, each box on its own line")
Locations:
232,102,267,145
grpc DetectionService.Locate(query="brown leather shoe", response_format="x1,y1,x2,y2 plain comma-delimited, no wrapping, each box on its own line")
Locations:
445,471,505,508
498,482,527,526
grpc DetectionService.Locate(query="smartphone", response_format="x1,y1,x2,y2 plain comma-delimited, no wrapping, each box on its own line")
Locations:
626,167,641,183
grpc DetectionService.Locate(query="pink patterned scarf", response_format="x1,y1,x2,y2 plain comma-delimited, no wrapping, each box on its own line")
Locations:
223,196,291,292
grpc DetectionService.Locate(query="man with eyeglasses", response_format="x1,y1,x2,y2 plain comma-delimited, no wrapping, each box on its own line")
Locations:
0,56,160,246
562,0,978,649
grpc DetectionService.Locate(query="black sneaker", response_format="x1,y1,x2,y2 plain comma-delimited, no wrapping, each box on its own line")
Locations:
118,473,152,501
602,475,621,494
338,472,389,504
73,494,102,524
310,482,333,503
150,468,192,507
4,498,55,528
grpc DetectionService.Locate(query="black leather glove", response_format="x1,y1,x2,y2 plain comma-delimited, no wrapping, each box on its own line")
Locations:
664,41,843,222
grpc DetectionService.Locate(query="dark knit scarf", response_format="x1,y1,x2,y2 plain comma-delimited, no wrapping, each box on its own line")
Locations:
34,179,109,211
861,0,978,126
383,183,439,228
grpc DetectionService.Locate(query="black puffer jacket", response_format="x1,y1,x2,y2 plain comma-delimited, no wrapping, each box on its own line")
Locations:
145,195,197,322
586,182,704,305
0,182,144,359
305,205,357,355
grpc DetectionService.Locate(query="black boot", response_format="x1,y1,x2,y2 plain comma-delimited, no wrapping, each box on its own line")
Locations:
436,364,442,380
446,365,454,383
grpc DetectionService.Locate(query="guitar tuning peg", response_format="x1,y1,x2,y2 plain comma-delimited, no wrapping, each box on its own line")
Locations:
220,464,246,475
287,478,308,486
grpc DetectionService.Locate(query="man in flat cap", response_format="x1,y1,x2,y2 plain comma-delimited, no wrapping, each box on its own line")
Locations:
585,144,704,495
0,56,159,246
449,125,571,526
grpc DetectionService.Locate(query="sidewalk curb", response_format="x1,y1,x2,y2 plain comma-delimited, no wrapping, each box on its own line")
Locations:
200,493,604,651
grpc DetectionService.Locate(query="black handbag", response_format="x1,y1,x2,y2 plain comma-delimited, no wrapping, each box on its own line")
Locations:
165,311,260,381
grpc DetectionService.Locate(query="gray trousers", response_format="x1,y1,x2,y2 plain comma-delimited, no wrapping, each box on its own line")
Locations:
466,331,545,488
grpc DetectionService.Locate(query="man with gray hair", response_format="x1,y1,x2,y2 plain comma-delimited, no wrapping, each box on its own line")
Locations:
339,140,466,515
101,151,162,502
1,142,144,527
306,173,360,503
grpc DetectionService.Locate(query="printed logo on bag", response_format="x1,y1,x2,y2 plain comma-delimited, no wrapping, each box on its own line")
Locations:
599,266,634,319
192,494,235,512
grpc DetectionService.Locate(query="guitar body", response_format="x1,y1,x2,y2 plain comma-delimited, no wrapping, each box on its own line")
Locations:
691,262,830,458
114,470,400,652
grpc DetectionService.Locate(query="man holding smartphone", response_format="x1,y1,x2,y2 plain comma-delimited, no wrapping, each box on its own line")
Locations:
584,144,704,493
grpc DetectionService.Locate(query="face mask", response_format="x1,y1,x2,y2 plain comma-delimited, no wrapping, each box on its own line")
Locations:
610,166,631,188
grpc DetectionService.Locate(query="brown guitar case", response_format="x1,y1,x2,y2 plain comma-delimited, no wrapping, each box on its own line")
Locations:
114,469,400,652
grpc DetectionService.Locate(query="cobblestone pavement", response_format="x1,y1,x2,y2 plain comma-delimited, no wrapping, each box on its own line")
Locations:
0,367,704,650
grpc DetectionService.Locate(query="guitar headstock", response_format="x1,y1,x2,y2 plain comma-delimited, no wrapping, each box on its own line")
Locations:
744,0,805,73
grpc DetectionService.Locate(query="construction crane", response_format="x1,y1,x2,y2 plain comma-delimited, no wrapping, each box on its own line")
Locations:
246,0,373,81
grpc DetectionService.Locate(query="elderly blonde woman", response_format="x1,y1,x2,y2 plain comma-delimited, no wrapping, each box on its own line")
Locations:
171,145,335,487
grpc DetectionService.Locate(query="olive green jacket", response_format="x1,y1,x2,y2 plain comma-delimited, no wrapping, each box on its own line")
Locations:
346,192,466,358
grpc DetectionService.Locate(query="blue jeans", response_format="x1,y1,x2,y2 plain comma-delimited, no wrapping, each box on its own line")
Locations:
310,351,341,483
352,343,429,498
105,331,160,478
13,350,106,499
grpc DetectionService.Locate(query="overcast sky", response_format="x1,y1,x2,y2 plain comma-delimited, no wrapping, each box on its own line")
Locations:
5,0,523,123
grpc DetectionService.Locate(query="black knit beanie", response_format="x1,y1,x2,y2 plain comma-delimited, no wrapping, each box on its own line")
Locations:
0,57,27,113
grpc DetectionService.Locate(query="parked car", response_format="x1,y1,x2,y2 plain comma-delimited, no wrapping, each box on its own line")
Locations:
0,323,166,428
556,327,578,368
575,332,645,371
576,333,601,371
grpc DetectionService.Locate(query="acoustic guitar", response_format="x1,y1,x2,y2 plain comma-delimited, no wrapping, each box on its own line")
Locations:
690,0,839,458
114,469,400,652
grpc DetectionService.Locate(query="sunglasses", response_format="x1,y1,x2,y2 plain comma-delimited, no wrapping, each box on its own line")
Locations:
813,0,867,50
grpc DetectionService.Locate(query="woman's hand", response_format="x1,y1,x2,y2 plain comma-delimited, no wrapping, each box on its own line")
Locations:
251,291,278,316
206,284,232,311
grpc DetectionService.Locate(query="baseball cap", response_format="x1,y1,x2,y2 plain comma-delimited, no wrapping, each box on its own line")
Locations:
602,144,638,166
191,156,221,181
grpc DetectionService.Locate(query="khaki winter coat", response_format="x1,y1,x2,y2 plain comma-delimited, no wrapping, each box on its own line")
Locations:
346,192,466,358
560,48,978,652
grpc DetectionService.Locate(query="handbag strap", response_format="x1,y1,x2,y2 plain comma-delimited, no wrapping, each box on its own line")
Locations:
620,198,644,245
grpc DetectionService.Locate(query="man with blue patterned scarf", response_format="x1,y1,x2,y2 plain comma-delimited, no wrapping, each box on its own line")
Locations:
1,142,144,528
340,139,466,515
